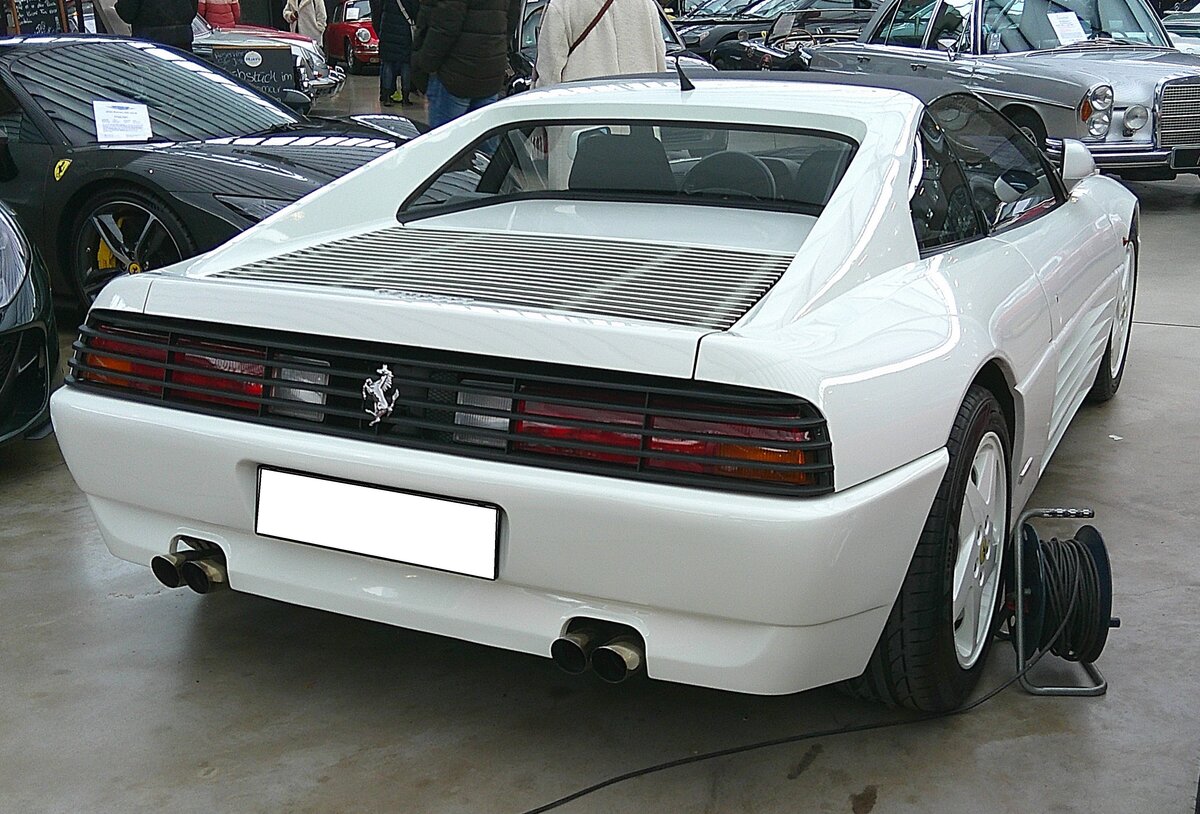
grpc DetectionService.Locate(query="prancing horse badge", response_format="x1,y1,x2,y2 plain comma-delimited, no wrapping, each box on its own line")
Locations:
362,365,400,426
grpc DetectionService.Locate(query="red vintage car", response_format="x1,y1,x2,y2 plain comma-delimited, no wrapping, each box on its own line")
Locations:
325,0,380,74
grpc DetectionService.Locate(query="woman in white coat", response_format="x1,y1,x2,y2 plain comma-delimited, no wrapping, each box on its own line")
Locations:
283,0,327,41
533,0,666,88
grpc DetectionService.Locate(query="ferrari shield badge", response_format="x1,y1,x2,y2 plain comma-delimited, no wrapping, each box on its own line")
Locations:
362,365,400,426
53,159,72,181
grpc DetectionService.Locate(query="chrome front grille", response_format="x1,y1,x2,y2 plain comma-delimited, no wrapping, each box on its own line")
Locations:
211,226,795,331
1158,81,1200,149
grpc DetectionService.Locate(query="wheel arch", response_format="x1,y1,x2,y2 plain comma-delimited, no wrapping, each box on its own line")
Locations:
1000,104,1046,144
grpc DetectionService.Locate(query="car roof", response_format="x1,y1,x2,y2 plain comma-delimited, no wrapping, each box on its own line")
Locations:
554,70,961,109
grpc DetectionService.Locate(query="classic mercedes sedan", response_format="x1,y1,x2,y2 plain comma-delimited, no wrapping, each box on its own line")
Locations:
809,0,1200,179
52,74,1136,711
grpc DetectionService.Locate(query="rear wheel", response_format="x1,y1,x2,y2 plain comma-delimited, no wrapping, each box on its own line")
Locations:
1087,217,1137,403
68,187,194,309
844,386,1011,711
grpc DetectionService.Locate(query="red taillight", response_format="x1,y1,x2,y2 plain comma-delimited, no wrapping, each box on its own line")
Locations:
168,340,265,411
82,329,265,412
514,388,643,464
512,388,817,486
82,330,168,395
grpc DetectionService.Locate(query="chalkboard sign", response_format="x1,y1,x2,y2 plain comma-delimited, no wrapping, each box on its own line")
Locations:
13,0,66,34
207,44,295,101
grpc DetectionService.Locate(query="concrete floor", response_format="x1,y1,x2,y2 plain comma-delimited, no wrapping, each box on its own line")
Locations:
2,76,1199,813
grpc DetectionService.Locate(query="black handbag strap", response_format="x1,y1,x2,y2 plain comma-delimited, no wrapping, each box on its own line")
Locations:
569,0,618,54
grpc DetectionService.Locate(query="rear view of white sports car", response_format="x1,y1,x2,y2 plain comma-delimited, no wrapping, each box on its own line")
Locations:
52,73,1137,712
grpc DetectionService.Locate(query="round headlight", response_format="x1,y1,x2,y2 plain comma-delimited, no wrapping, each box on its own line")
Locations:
1087,111,1112,138
1089,84,1114,111
0,213,30,309
356,27,371,43
1124,104,1149,132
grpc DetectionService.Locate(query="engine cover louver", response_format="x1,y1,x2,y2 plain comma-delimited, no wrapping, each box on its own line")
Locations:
209,226,794,330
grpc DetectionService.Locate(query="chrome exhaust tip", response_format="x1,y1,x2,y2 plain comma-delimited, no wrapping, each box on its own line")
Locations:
151,549,219,589
550,627,606,675
181,558,229,594
592,636,645,684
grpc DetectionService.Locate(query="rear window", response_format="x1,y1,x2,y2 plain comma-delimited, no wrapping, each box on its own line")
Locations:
401,121,857,217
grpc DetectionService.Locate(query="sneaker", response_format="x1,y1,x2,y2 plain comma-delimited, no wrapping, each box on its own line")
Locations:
380,97,394,107
391,90,405,102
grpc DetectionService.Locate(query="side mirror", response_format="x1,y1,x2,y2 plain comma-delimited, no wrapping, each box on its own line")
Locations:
280,88,313,115
0,134,16,182
1060,139,1097,190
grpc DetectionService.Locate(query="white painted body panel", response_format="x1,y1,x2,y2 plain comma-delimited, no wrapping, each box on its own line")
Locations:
52,77,1138,694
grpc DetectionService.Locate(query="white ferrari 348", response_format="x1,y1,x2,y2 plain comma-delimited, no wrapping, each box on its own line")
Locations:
52,73,1137,711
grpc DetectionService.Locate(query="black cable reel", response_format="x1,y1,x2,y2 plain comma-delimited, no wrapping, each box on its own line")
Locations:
1003,508,1121,695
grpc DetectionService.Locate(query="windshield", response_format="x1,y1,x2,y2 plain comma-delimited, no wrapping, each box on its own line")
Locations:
346,0,372,19
403,121,856,216
11,41,298,145
744,0,813,16
980,0,1169,52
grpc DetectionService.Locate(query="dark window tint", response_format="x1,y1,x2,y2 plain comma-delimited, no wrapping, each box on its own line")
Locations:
0,81,46,144
869,0,936,46
910,114,984,251
405,121,856,215
928,94,1059,231
10,41,298,145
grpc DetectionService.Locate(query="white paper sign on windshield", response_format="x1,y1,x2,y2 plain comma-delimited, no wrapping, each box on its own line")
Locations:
93,101,153,143
1048,12,1088,45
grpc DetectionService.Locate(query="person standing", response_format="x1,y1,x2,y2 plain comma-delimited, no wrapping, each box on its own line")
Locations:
283,0,327,41
533,0,666,88
115,0,199,50
198,0,242,27
411,0,522,128
371,0,419,107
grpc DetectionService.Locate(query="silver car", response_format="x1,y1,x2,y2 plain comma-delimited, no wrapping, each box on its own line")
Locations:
808,0,1200,179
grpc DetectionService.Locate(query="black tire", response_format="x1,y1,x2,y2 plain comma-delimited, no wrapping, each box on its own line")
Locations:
1005,108,1047,151
68,186,195,310
843,385,1012,712
345,40,363,75
1087,217,1138,403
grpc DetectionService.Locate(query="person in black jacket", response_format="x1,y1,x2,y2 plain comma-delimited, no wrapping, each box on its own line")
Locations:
411,0,522,127
115,0,200,51
370,0,419,106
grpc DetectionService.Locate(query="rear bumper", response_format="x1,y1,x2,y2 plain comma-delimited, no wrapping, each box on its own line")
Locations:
51,387,948,695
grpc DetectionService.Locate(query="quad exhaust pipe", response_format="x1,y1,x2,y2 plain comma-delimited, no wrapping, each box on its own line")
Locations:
551,621,645,683
151,544,228,594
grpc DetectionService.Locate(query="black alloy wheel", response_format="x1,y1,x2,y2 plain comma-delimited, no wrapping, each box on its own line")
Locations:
70,187,193,308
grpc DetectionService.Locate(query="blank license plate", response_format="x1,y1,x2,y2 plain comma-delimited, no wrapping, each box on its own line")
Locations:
1172,148,1200,169
256,468,499,579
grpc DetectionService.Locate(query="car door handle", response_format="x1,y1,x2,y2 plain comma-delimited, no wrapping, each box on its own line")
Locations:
856,55,870,63
910,63,927,71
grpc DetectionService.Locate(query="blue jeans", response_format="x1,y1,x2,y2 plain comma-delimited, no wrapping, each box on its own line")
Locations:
380,59,411,100
426,74,498,128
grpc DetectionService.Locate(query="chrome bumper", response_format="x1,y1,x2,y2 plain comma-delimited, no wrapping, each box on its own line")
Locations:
304,67,346,98
1045,139,1172,170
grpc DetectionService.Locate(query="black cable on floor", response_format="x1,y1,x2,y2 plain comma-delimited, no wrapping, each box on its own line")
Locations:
518,572,1084,814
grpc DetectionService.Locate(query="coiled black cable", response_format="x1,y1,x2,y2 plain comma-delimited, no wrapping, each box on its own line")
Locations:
1034,534,1107,664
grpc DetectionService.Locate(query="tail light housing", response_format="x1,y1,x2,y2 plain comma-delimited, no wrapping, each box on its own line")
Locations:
79,325,265,413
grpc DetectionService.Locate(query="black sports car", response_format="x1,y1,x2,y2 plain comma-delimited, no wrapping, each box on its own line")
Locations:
675,0,879,62
0,37,418,308
0,202,56,446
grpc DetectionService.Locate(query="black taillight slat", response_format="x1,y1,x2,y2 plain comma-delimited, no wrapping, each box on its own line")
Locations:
70,312,835,496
